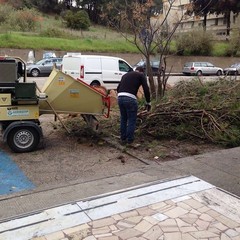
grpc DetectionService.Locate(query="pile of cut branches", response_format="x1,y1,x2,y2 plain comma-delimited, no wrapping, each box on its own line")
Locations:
138,78,240,147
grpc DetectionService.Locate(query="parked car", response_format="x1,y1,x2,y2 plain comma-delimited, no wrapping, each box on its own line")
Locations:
61,54,132,90
223,63,240,75
26,57,62,77
43,51,56,59
182,62,223,76
133,59,161,76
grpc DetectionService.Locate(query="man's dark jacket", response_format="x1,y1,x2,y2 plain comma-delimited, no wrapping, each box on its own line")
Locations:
117,71,151,103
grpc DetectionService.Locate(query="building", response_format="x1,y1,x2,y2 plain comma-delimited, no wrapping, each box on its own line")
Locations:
160,0,240,38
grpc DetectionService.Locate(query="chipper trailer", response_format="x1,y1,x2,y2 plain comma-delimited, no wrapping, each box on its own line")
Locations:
0,56,110,153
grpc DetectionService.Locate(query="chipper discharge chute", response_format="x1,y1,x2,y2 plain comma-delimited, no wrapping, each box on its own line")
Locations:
0,57,110,153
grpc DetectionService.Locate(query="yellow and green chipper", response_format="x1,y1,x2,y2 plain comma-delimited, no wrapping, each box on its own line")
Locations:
0,56,110,153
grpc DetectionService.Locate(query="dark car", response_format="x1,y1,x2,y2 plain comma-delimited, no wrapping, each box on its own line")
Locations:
223,63,240,75
26,57,62,77
133,59,161,76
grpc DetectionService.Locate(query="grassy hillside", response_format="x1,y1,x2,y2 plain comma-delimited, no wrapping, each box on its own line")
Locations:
0,13,233,56
0,11,138,53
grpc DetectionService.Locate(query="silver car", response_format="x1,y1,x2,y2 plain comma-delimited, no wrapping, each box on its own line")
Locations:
223,63,240,75
182,62,223,76
26,57,62,77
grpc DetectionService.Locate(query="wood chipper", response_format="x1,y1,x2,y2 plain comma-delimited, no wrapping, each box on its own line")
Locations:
0,56,110,153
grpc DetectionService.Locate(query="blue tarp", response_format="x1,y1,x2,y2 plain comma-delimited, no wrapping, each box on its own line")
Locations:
0,150,35,195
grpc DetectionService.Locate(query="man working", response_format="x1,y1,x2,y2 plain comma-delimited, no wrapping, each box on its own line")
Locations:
117,66,151,145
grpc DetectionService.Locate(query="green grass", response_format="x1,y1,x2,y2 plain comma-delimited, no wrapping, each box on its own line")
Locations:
0,32,138,53
212,42,229,56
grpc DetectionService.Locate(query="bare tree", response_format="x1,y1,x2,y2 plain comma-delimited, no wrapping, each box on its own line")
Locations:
102,0,187,100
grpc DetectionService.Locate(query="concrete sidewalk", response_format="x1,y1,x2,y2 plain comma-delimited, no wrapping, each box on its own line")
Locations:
0,147,239,239
0,176,240,240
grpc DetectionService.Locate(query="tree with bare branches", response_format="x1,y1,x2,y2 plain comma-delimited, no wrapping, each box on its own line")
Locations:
102,0,186,101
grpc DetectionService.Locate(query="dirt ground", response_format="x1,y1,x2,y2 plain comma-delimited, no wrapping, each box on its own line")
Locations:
0,110,224,189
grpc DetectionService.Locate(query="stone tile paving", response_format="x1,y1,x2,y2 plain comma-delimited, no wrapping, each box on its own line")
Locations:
32,193,240,240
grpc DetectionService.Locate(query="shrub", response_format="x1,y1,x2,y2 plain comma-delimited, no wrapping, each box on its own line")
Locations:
0,4,14,24
7,8,40,32
225,30,240,57
175,33,188,55
63,10,91,30
176,29,213,56
63,10,74,28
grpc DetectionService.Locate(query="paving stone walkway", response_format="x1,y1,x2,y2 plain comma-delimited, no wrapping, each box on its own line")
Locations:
1,176,238,240
32,190,240,240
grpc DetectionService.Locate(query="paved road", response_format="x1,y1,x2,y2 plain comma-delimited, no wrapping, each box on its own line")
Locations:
28,74,240,91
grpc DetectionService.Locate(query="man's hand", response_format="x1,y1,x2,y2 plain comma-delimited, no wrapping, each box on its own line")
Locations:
145,103,151,112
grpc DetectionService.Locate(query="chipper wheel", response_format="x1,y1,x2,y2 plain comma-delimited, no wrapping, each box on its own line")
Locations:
7,126,40,153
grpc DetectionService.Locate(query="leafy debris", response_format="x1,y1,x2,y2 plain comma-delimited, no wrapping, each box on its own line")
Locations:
138,78,240,147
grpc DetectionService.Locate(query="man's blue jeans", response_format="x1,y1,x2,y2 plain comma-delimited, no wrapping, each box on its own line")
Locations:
118,96,138,143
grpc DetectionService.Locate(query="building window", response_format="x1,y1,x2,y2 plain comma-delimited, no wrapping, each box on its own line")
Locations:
191,21,194,28
215,18,218,26
233,14,236,24
216,31,226,36
223,17,227,25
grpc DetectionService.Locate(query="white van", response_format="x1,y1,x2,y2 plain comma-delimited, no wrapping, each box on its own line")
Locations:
61,54,133,90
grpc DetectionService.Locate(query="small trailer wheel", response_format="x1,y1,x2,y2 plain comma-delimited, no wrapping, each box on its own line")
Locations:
7,126,40,153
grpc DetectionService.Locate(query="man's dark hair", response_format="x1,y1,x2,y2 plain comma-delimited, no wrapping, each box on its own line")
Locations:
135,66,145,73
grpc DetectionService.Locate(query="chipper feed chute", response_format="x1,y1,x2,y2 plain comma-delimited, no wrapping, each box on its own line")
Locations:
39,68,110,117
